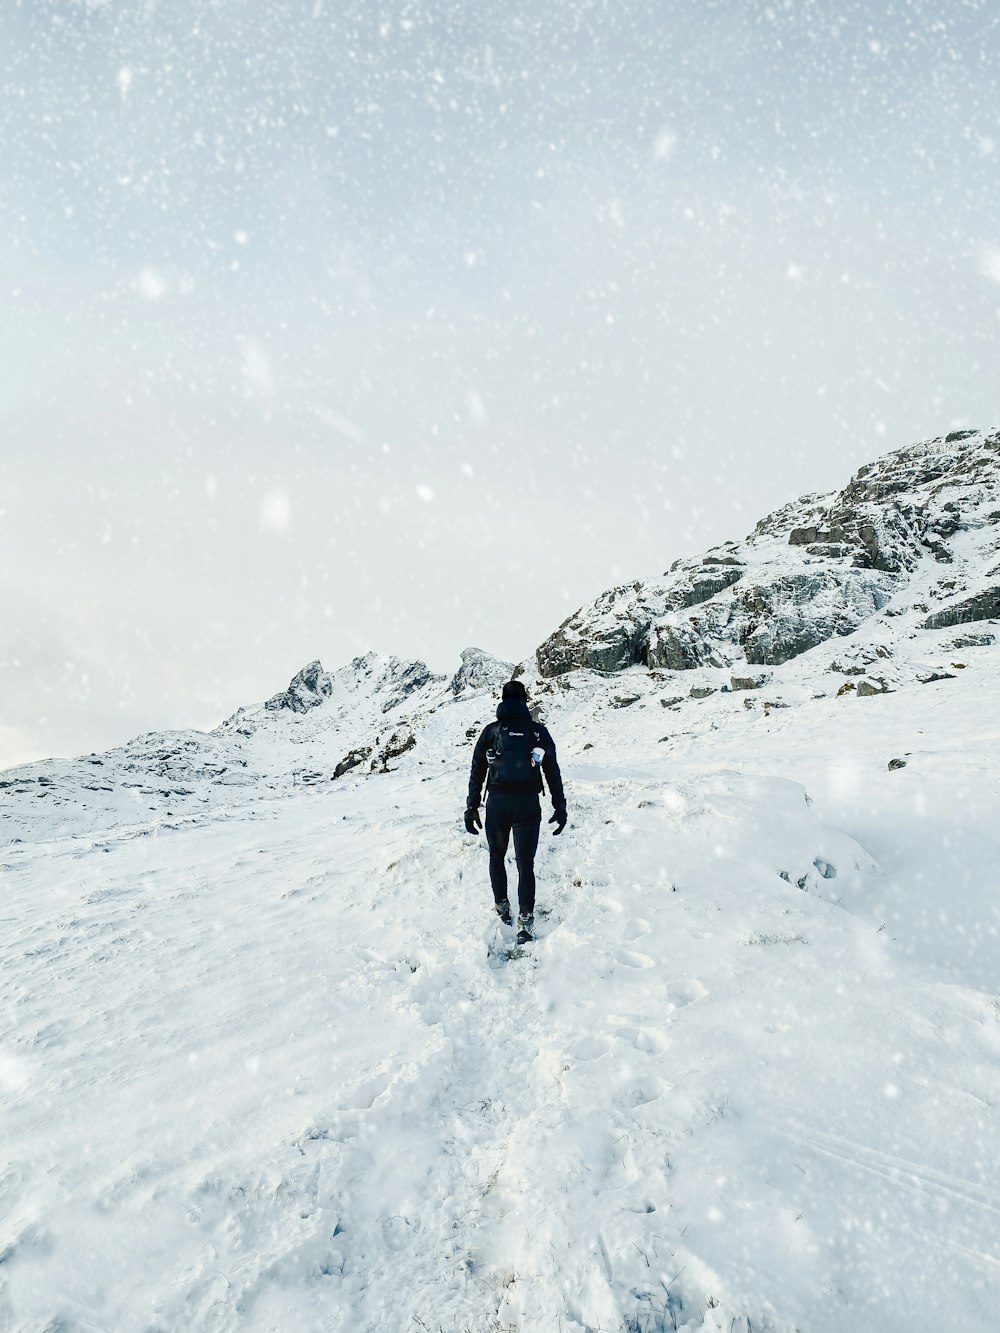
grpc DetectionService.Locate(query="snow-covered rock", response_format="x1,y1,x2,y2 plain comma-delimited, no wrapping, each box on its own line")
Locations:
264,659,333,713
536,427,1000,678
449,646,514,696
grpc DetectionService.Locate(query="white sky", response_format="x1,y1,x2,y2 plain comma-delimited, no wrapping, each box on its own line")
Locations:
2,0,999,766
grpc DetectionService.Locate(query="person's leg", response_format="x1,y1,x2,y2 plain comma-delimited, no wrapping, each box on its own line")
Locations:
511,796,542,917
485,796,513,904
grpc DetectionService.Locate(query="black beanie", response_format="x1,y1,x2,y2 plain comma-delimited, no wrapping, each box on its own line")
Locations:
501,679,527,701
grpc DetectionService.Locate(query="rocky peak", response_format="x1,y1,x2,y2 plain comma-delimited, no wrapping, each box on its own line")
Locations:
350,653,442,712
449,647,514,697
265,660,333,713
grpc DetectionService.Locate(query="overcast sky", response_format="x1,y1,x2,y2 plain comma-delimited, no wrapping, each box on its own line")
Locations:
2,0,999,766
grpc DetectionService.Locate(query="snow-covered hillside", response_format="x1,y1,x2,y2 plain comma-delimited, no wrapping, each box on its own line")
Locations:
537,426,1000,679
2,430,1000,1332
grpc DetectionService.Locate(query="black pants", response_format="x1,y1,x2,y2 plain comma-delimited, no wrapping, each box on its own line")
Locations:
485,791,541,916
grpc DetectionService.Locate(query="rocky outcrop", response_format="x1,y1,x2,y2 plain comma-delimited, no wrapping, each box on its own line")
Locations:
449,647,514,696
643,621,715,671
265,661,333,713
360,656,437,712
372,729,416,772
334,747,371,779
829,643,893,675
857,679,890,697
535,563,747,677
730,675,766,691
535,584,648,677
788,504,926,572
740,571,891,666
922,587,1000,630
534,428,1000,679
667,563,745,608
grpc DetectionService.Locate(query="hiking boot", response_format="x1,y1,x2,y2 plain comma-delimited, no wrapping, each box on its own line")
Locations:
516,913,534,944
495,899,512,926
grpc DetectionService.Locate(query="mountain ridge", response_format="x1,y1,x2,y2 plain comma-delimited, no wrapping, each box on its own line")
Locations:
535,425,1000,677
2,426,998,846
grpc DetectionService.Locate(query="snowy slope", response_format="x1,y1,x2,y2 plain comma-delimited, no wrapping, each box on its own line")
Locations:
3,432,1000,1333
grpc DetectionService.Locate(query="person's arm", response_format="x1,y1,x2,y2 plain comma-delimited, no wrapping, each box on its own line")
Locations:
539,726,565,813
467,724,493,811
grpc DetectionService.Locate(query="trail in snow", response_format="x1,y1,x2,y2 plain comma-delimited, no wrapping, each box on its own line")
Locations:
4,734,1000,1332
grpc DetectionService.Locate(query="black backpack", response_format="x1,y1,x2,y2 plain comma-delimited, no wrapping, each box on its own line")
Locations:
488,720,543,787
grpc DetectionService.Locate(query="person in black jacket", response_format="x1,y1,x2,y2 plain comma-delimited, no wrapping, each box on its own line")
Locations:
464,679,566,940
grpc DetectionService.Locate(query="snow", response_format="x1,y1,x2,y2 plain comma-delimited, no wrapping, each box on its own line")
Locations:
3,637,999,1331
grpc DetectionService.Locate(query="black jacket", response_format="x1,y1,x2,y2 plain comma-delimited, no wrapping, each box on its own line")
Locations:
467,699,566,811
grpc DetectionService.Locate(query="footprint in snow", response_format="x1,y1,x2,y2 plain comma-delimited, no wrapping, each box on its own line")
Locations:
666,978,710,1008
571,1034,613,1061
615,1025,671,1055
618,1074,671,1108
615,949,655,969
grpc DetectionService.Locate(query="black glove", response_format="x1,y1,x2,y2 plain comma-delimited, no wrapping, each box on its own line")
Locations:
549,807,567,836
464,807,482,835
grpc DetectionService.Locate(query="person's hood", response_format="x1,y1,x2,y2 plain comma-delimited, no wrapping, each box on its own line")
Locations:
496,698,532,723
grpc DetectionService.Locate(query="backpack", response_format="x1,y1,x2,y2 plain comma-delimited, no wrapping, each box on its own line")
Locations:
487,720,543,788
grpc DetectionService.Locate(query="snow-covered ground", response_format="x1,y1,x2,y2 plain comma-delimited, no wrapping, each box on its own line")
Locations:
3,642,999,1331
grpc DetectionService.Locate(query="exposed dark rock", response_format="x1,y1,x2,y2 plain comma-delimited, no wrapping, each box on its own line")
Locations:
690,686,715,699
379,660,434,711
754,492,829,539
642,622,710,671
334,747,372,779
922,587,1000,630
741,572,890,665
535,584,647,677
372,729,416,772
609,694,641,708
265,660,332,713
829,644,892,675
888,758,907,770
805,543,856,559
821,504,926,573
923,537,953,564
789,526,820,546
730,675,765,691
667,566,744,608
948,631,995,648
933,504,963,537
533,427,998,683
857,679,890,696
